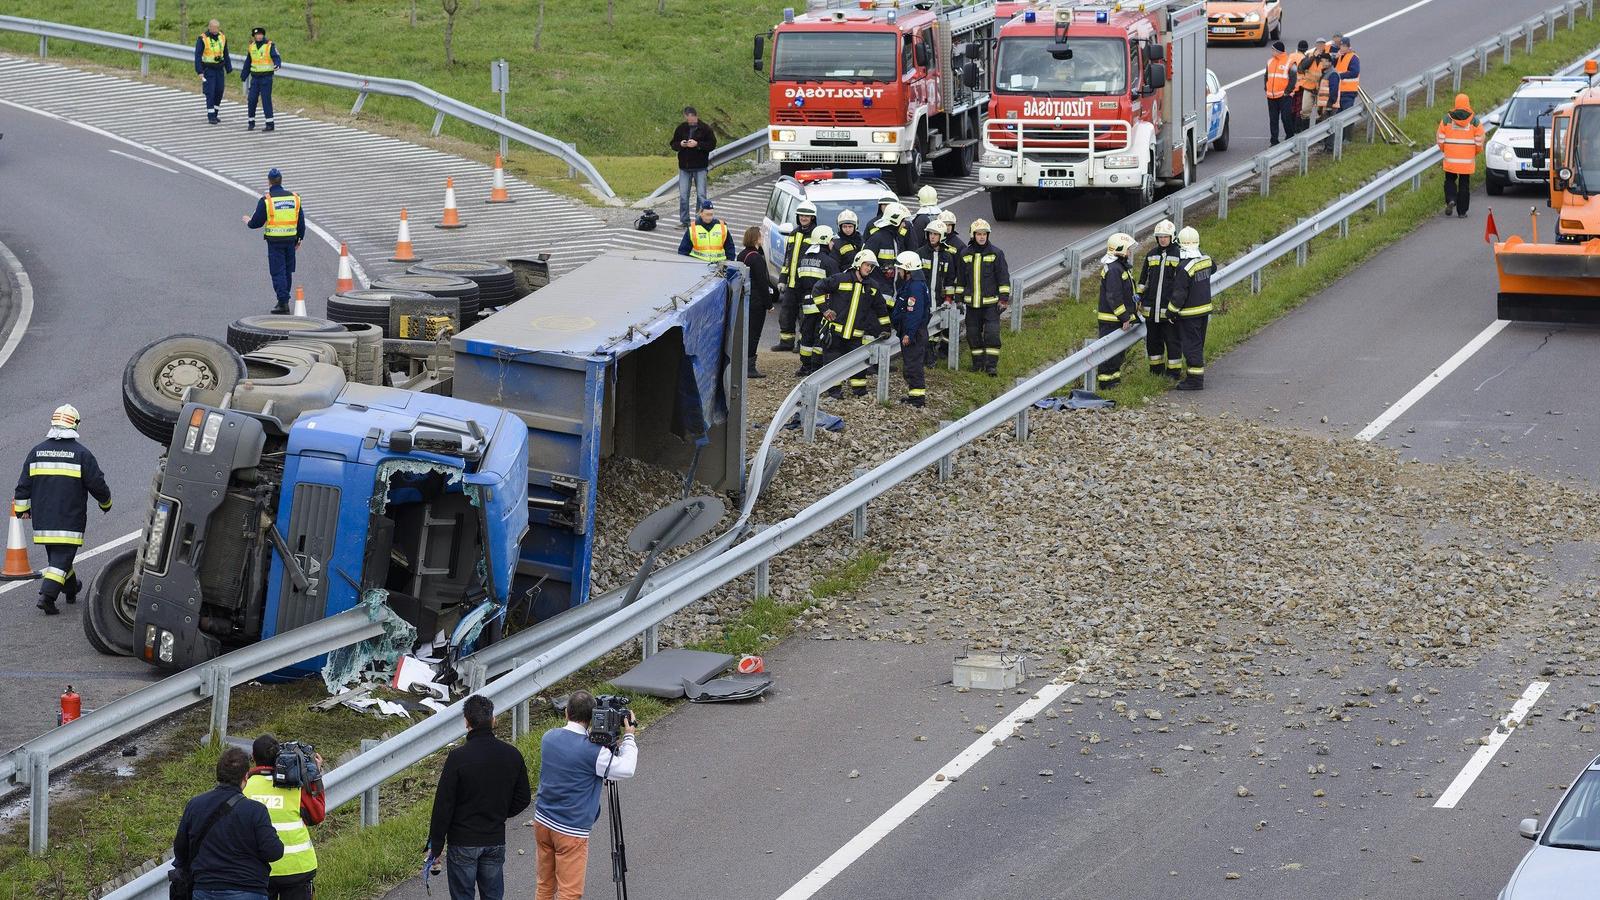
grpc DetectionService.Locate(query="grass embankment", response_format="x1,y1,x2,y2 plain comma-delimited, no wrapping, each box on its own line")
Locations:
0,551,887,900
0,0,786,199
935,15,1600,415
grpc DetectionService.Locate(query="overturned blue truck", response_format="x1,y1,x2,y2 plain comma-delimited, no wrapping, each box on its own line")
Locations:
90,252,749,675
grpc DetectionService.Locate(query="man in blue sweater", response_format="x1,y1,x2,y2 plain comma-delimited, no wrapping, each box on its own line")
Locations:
173,747,285,900
534,690,639,900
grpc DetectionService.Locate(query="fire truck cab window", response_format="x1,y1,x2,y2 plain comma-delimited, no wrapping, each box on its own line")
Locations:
996,36,1127,95
773,32,898,82
902,34,914,74
1570,107,1600,194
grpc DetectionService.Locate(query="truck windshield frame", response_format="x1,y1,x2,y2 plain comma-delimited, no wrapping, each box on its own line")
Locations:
995,36,1128,96
773,31,899,83
1568,105,1600,196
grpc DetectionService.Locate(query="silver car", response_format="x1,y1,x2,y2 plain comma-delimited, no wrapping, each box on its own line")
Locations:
1500,754,1600,899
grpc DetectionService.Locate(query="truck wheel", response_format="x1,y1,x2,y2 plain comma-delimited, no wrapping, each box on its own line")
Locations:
343,323,385,385
892,147,922,196
932,144,974,178
370,274,481,323
989,188,1018,222
407,260,518,317
84,547,140,657
327,289,431,336
123,334,248,444
226,315,345,355
1121,166,1156,215
1213,115,1231,152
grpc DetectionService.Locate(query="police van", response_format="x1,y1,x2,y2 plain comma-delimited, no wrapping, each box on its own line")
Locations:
1485,76,1590,195
762,169,897,282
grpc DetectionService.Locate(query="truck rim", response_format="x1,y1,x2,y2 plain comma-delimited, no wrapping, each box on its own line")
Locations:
156,355,221,400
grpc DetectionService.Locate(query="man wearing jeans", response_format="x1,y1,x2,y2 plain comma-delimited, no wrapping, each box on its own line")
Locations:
670,106,716,226
427,695,531,900
534,691,639,900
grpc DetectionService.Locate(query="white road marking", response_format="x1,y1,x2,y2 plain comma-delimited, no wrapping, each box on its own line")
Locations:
1434,680,1549,810
776,679,1075,900
1355,319,1509,441
1220,0,1450,92
0,95,370,289
0,530,142,596
106,148,179,175
0,239,36,373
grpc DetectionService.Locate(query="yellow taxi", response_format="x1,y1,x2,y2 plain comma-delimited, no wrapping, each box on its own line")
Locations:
1205,0,1283,46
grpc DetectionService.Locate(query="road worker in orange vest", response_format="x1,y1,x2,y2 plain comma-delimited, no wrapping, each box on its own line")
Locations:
1265,41,1295,145
1287,40,1308,122
1333,35,1361,111
1437,93,1487,218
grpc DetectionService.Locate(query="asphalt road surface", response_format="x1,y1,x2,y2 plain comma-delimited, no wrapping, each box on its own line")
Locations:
0,103,337,751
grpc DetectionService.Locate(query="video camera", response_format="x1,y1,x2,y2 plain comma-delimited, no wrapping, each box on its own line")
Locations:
273,740,321,789
587,694,635,749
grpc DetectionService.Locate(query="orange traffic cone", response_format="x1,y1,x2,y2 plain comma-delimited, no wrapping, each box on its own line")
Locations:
390,208,417,262
292,285,308,317
335,243,356,292
436,177,466,229
2,507,36,581
486,156,513,204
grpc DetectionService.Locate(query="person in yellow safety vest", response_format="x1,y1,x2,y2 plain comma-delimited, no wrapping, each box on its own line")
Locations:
13,404,112,616
1437,93,1486,218
1265,40,1295,146
1333,35,1361,111
815,250,892,397
1095,232,1137,388
954,219,1011,376
1168,226,1214,391
243,168,305,314
773,201,819,351
677,199,734,262
241,27,282,132
245,735,327,900
193,19,232,124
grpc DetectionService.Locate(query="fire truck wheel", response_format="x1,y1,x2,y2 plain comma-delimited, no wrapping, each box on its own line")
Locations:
892,147,923,196
123,334,249,445
1121,167,1156,216
84,547,139,657
989,188,1018,223
932,142,974,178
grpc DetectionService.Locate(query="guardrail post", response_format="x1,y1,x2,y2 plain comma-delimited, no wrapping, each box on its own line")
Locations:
510,661,531,738
1366,113,1377,144
1527,23,1536,54
1213,175,1229,220
1377,190,1388,215
851,467,868,540
945,304,962,370
1009,282,1024,332
1250,270,1262,295
1548,10,1558,39
1332,125,1343,162
1295,240,1308,268
754,553,770,599
1410,172,1422,192
27,751,48,856
936,421,954,482
567,143,578,181
1081,339,1095,392
359,739,381,827
1451,60,1463,94
1398,87,1408,121
1503,32,1516,65
1425,73,1436,109
1255,155,1272,198
1339,217,1349,239
1296,136,1310,176
1570,3,1578,28
875,342,892,404
642,623,659,659
203,665,233,748
1166,193,1184,231
1067,248,1083,299
351,91,369,116
800,383,819,443
38,35,47,57
430,112,447,137
1479,44,1490,76
1013,378,1030,442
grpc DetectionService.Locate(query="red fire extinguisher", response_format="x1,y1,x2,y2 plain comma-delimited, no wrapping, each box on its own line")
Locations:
59,685,81,726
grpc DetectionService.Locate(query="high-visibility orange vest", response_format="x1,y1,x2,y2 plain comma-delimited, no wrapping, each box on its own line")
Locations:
1265,52,1291,99
1297,56,1324,92
1436,111,1485,175
1335,51,1360,95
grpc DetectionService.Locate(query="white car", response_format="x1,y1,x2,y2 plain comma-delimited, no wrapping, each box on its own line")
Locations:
1500,753,1600,898
1485,76,1589,195
1201,68,1231,161
762,169,896,282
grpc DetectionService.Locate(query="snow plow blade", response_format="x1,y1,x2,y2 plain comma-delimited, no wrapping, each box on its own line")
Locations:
1494,235,1600,323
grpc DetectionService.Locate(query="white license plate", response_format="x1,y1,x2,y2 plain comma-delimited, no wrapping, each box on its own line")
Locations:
1038,178,1075,188
816,130,851,140
1211,26,1237,33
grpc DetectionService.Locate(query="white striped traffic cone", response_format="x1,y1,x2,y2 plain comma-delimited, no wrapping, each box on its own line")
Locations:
390,208,417,262
487,155,513,203
436,177,466,229
335,243,355,292
1,507,36,581
292,285,308,317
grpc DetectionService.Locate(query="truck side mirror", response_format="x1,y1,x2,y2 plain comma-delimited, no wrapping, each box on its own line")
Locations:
1534,151,1548,171
1146,63,1166,91
961,61,979,89
753,35,765,73
966,42,983,61
1146,42,1165,62
915,43,931,69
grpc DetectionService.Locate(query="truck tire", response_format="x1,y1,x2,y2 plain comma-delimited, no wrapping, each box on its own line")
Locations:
1121,164,1156,216
226,315,346,355
989,188,1019,222
123,334,248,445
84,547,140,657
407,260,518,317
892,148,922,197
343,323,385,384
931,143,974,178
370,274,480,323
327,289,432,335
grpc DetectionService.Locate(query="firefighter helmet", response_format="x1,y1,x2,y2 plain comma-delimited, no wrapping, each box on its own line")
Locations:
50,404,80,430
885,203,910,226
852,249,878,268
924,219,946,235
837,209,859,227
1177,226,1201,249
808,225,835,244
917,185,938,207
795,202,818,219
939,209,958,226
895,250,923,271
1107,232,1136,257
1153,219,1177,238
969,218,992,234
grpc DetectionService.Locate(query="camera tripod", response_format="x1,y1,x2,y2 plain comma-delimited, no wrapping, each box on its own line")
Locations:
605,778,629,900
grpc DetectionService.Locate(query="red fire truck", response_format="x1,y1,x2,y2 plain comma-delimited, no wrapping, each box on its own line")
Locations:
978,0,1208,220
756,0,997,196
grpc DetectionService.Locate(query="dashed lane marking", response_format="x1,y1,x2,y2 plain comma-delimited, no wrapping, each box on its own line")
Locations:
0,531,142,597
1220,0,1453,92
1434,680,1549,810
1356,319,1508,441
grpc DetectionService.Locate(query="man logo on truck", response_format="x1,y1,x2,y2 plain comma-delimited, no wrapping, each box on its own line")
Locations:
295,552,322,598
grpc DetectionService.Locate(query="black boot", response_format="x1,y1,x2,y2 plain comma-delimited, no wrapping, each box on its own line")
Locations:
1150,364,1164,376
852,386,869,397
898,395,925,408
1175,375,1205,391
247,121,256,131
824,386,844,400
271,303,290,315
37,598,59,616
771,339,795,352
747,364,765,379
264,123,276,132
65,578,80,605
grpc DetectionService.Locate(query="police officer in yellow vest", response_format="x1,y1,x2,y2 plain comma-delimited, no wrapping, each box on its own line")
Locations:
241,27,282,132
246,735,327,900
243,168,306,314
193,19,232,124
677,199,734,263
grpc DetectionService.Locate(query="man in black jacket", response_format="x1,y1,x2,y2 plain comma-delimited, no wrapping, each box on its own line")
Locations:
670,106,716,227
13,404,111,616
427,695,531,900
173,747,284,900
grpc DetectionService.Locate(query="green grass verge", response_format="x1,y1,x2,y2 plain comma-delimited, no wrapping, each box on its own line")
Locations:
0,0,786,197
933,12,1600,415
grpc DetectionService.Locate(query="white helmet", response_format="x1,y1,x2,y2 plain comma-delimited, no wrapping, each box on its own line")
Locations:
808,225,835,244
939,209,958,226
885,202,910,226
852,249,878,268
1107,232,1136,256
924,219,946,236
895,250,923,271
969,218,992,235
50,404,80,430
837,209,859,227
1177,226,1200,249
1153,219,1177,239
795,202,818,219
917,185,939,206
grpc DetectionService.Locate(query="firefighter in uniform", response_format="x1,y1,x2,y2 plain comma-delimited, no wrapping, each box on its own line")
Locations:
864,203,910,295
909,185,940,251
1265,41,1294,145
1096,233,1137,388
13,405,112,616
1136,219,1184,378
917,219,958,367
794,225,841,376
866,197,894,237
833,209,863,270
955,219,1010,376
939,210,964,254
892,251,931,407
243,168,307,314
677,199,735,262
774,202,819,351
815,250,892,397
194,20,232,124
245,735,328,900
1437,93,1486,218
1169,226,1214,391
242,27,282,132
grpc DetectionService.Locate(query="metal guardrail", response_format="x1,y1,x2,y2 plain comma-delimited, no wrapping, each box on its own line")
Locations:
642,130,769,204
0,15,617,198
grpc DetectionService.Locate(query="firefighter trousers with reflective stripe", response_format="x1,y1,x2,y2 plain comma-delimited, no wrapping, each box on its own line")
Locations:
40,545,80,603
821,336,875,393
247,73,275,125
778,287,803,344
965,305,1001,372
1096,320,1127,386
1177,313,1208,375
1443,172,1471,213
1144,315,1183,373
799,309,825,368
901,326,927,400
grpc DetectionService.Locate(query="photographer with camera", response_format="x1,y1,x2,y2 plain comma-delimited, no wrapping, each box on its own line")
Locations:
427,695,532,900
533,690,639,900
245,734,327,900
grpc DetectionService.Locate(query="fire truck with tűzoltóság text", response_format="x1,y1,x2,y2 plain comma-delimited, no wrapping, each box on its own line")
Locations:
978,0,1208,221
756,0,997,196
